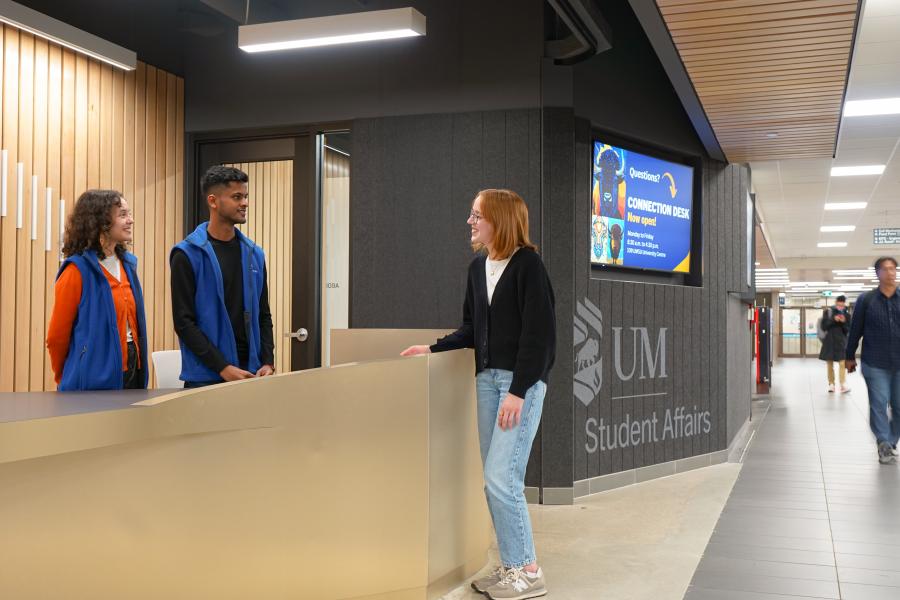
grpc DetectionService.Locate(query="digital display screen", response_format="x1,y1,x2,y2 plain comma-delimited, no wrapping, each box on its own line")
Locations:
591,140,694,273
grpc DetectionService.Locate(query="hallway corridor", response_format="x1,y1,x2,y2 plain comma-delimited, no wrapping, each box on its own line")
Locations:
685,358,900,599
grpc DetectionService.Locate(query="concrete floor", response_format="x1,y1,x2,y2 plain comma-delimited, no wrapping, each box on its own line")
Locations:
443,461,741,599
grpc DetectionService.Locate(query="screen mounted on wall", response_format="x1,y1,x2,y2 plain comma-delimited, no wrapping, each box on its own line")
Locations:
591,140,694,273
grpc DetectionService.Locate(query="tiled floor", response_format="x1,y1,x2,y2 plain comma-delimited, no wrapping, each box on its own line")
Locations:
684,358,900,600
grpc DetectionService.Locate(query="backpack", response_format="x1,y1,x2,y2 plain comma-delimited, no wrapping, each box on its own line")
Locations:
816,310,828,342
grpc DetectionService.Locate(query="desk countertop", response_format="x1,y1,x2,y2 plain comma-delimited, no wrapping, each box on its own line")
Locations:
0,389,177,424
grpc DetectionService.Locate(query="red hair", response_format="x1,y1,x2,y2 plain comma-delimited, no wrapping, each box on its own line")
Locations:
472,189,537,258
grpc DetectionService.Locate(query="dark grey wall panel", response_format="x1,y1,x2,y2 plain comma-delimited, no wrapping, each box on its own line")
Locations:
726,296,752,444
540,108,576,489
351,109,541,330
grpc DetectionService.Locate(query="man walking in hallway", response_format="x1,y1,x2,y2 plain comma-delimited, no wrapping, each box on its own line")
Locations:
846,257,900,464
171,165,275,387
819,294,851,393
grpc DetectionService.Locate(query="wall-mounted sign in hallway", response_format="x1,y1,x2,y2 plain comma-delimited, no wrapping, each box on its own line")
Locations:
874,228,900,245
574,298,711,454
591,141,694,273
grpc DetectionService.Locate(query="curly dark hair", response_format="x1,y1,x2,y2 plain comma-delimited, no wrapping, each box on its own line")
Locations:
201,165,248,196
61,189,127,260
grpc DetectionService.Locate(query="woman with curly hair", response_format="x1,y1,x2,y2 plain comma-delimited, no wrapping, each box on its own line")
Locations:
46,189,148,390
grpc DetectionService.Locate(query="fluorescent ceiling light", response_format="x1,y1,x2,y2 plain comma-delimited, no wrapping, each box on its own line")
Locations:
844,97,900,117
831,165,885,177
818,242,848,248
757,268,787,272
0,0,135,70
825,202,867,210
754,262,761,266
239,7,426,53
820,225,856,232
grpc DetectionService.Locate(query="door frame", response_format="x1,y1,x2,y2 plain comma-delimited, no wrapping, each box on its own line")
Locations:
186,122,350,371
778,306,820,358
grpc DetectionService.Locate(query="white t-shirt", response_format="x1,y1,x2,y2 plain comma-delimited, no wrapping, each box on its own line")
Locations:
99,254,133,343
486,249,519,304
100,254,121,281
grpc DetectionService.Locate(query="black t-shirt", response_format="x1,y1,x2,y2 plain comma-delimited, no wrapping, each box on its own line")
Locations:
171,232,274,377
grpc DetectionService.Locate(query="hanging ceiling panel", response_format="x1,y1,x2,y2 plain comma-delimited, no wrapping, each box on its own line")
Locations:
656,0,861,162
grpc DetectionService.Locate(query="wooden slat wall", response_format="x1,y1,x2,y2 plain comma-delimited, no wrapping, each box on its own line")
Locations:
229,161,293,375
0,25,184,391
656,0,859,162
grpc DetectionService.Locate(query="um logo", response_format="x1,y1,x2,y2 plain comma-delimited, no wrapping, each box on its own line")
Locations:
574,298,669,408
574,299,603,408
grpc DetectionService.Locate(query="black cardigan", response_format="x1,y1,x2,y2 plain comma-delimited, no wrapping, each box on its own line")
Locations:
430,247,556,398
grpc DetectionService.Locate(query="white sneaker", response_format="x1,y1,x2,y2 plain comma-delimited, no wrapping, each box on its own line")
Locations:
828,384,835,392
840,385,850,393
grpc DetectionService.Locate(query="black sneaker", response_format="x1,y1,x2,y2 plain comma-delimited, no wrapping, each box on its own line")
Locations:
878,442,895,464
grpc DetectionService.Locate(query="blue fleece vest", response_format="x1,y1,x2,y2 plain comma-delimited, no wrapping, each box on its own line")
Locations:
173,223,266,382
57,250,148,391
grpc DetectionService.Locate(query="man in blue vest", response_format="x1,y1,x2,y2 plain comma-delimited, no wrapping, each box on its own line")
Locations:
170,165,275,387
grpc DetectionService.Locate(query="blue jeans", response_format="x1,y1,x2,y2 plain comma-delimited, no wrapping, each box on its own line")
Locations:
861,362,900,446
475,369,546,569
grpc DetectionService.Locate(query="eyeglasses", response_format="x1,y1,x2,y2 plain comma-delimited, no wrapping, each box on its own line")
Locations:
469,211,482,223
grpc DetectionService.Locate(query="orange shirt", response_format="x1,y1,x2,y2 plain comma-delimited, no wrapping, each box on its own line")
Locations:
46,262,141,384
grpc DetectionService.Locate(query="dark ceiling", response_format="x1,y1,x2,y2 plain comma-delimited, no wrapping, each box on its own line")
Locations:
12,0,390,76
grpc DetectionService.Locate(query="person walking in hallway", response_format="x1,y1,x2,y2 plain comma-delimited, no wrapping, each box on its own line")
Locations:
401,189,555,600
171,165,275,388
846,256,900,464
819,294,851,393
47,190,148,391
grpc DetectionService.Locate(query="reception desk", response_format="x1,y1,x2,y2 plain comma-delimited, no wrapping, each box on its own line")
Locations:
0,331,490,599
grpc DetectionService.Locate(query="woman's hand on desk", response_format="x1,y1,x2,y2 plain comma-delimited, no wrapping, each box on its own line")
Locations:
256,365,275,377
400,345,432,357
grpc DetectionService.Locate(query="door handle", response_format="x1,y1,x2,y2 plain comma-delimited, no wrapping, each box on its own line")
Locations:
285,328,309,342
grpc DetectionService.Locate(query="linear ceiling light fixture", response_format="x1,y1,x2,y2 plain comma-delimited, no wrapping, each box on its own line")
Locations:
844,97,900,117
0,0,136,70
825,202,867,210
239,7,426,53
818,242,848,248
830,165,885,177
820,225,856,232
